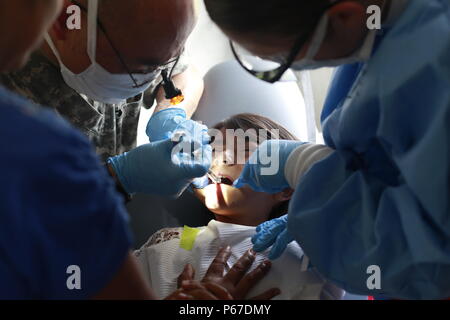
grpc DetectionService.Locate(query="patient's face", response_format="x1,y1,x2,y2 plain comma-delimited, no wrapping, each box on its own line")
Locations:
194,128,286,227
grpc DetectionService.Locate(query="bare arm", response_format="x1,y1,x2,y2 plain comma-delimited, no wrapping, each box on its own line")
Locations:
154,65,204,118
92,251,157,300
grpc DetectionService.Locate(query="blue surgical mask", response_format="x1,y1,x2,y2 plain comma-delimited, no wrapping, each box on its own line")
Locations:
45,0,158,104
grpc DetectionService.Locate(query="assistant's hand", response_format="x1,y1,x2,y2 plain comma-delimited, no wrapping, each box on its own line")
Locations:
146,108,210,144
107,137,212,196
252,215,294,260
181,247,281,300
233,140,305,193
191,175,209,190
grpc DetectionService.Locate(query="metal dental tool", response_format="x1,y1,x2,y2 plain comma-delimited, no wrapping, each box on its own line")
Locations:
207,170,223,184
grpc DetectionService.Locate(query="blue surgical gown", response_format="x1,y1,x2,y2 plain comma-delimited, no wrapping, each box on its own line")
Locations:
0,86,132,299
288,0,450,299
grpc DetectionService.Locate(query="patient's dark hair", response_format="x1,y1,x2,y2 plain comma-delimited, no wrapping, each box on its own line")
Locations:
213,113,299,220
204,0,329,38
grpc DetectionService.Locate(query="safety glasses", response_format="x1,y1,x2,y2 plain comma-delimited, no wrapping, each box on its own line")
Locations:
230,1,344,83
71,0,181,89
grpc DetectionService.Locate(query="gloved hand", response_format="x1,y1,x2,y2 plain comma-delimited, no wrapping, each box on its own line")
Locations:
252,214,294,260
108,137,212,196
233,140,305,193
191,175,209,190
146,108,210,144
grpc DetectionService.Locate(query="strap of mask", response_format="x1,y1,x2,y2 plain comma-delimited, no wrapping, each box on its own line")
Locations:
87,0,99,62
44,33,64,65
304,13,329,60
298,70,317,143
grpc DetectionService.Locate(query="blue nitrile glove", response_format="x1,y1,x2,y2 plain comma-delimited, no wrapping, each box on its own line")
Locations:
233,140,305,193
191,175,209,190
252,214,294,260
108,137,212,196
146,108,210,144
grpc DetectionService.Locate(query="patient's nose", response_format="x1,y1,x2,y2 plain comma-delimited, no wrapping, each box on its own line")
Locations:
212,149,236,166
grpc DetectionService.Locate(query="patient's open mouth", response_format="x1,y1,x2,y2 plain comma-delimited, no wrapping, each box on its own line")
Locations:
207,176,233,186
207,171,234,186
217,174,234,186
220,177,233,186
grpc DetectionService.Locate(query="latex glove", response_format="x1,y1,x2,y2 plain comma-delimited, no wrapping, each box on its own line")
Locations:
146,108,210,144
191,175,209,190
108,137,212,196
234,140,335,194
233,140,305,193
251,215,294,260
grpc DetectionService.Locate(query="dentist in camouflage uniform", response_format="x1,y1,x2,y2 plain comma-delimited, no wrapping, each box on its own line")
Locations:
0,0,204,163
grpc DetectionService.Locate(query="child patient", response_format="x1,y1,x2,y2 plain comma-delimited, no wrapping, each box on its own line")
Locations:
135,113,344,300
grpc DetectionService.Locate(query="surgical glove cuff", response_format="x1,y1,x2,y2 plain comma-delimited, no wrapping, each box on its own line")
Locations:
153,107,186,120
107,155,136,195
284,143,334,188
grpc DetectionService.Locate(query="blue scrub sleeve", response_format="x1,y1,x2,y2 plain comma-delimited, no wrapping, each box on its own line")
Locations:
288,59,450,299
0,99,133,299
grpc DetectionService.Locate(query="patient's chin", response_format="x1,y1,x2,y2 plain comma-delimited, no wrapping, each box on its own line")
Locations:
202,184,224,210
202,183,242,213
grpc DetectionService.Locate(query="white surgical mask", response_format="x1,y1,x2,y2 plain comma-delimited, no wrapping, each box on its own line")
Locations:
45,0,157,104
291,13,378,71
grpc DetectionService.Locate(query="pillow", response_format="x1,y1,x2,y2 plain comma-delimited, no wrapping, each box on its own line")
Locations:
193,60,310,142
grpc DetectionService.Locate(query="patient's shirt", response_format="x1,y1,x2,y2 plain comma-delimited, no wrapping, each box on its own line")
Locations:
135,220,344,300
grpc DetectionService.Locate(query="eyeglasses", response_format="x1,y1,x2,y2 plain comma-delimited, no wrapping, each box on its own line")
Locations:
71,1,181,88
230,1,344,83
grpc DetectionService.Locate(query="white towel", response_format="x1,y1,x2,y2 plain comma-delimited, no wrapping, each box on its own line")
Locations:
135,220,344,300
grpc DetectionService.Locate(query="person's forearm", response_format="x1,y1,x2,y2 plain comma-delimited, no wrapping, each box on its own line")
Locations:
93,251,158,300
154,65,204,118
